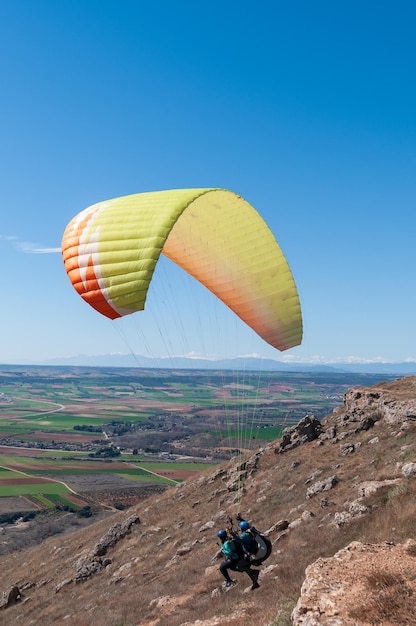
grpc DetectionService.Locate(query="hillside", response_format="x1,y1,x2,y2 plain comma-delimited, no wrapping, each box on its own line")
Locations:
1,376,416,625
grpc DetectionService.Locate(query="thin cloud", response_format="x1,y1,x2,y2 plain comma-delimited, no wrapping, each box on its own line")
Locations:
280,354,414,365
18,242,61,254
0,235,60,254
163,352,222,360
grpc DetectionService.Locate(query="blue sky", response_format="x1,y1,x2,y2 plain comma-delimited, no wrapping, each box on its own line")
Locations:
0,0,415,365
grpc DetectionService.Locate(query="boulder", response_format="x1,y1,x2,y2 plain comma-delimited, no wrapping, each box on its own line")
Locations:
306,475,338,499
340,443,355,456
357,479,401,498
402,462,416,478
0,585,21,610
266,519,289,534
54,579,73,594
276,415,323,454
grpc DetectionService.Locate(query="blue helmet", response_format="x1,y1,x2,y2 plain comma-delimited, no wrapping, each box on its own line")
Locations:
239,520,250,531
217,529,227,540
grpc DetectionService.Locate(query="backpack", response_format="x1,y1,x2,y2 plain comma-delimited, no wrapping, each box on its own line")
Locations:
248,527,272,565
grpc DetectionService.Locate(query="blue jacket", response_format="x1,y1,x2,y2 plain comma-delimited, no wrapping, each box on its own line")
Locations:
222,538,243,562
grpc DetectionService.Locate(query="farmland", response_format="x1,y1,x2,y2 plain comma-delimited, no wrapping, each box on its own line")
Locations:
0,365,395,525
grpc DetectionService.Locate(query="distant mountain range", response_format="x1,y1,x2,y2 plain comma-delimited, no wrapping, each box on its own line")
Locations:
20,353,416,374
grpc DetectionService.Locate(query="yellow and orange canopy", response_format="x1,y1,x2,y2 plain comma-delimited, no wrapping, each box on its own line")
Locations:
61,188,302,351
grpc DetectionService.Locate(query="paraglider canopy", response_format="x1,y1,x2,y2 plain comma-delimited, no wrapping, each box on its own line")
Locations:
61,188,302,351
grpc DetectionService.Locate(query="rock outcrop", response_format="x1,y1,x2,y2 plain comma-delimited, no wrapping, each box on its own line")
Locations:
75,514,140,582
292,540,416,626
342,386,416,426
275,415,323,453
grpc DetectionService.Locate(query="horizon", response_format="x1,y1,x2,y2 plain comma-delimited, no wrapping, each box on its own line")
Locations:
2,352,416,376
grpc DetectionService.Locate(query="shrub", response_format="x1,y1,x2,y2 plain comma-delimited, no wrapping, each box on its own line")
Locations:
77,506,92,518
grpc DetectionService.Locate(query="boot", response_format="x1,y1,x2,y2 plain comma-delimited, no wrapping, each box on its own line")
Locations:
249,569,260,590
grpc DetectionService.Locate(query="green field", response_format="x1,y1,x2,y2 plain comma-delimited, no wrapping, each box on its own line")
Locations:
0,481,71,497
0,468,27,479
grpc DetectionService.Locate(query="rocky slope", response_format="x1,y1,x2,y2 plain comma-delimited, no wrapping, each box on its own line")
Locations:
1,376,416,625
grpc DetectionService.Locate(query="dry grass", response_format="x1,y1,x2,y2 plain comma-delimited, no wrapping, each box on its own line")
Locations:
349,570,416,624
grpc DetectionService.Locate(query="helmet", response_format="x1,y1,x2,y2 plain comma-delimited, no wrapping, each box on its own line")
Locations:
217,529,227,540
239,520,250,531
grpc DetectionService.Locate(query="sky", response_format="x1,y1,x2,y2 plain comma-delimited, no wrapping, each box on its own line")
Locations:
0,0,415,366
